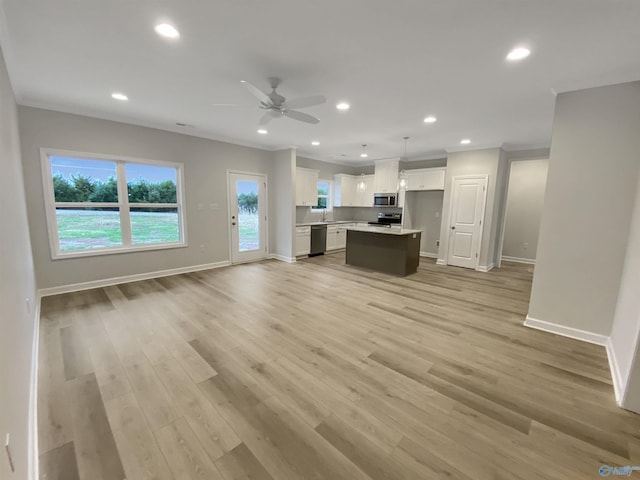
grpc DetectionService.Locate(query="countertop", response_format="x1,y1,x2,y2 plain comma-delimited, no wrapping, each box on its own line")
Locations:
345,225,422,236
296,220,364,226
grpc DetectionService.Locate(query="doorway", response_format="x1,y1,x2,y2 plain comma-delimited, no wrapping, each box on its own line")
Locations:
446,175,488,269
228,172,267,264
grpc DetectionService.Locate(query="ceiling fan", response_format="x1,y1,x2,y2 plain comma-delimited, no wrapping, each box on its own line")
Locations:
230,77,326,125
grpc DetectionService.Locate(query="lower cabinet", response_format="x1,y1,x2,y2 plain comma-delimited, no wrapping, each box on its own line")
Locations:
295,226,311,256
328,223,355,251
326,225,339,251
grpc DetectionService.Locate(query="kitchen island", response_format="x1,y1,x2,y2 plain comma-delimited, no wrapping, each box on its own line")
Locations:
345,225,422,276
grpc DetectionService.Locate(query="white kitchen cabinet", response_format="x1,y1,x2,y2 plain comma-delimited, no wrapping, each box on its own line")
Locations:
374,159,399,193
404,167,445,191
296,168,319,206
333,174,357,207
326,224,339,251
357,174,375,207
334,173,375,207
295,226,311,256
336,223,355,249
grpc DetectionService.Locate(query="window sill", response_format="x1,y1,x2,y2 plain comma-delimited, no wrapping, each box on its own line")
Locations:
51,241,188,260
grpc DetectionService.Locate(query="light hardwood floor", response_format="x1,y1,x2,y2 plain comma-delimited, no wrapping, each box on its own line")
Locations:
38,253,640,480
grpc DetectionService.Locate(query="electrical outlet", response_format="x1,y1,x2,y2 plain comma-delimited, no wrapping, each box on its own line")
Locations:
26,298,31,313
436,240,440,247
5,434,14,472
435,211,440,218
523,242,529,250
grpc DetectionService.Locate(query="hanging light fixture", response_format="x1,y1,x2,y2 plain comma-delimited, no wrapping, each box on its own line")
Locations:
398,137,409,190
360,144,368,158
356,173,367,193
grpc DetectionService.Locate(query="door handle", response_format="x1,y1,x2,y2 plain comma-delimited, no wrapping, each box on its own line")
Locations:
451,226,456,230
232,222,236,226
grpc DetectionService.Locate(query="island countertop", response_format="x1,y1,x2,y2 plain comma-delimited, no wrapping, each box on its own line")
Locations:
345,225,422,236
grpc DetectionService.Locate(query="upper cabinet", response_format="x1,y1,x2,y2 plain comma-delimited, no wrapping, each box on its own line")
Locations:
334,174,375,207
296,167,319,206
404,167,445,191
374,159,399,193
333,174,357,207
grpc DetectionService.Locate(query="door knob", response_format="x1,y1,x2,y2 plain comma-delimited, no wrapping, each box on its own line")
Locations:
451,226,456,230
232,222,236,226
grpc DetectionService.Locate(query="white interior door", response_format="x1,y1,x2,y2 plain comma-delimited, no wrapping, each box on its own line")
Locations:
446,175,487,269
229,172,267,264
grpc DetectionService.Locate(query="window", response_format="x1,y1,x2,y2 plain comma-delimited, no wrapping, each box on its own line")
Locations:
41,149,186,258
312,180,332,211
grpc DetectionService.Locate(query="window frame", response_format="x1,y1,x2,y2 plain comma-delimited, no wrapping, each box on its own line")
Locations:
40,148,188,260
311,179,333,212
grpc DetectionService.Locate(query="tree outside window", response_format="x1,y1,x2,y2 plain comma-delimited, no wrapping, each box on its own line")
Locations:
314,180,331,210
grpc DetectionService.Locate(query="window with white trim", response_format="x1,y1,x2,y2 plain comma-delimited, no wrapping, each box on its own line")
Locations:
312,180,332,211
41,149,186,258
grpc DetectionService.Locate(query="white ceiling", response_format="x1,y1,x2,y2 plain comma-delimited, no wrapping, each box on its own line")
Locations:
1,0,640,164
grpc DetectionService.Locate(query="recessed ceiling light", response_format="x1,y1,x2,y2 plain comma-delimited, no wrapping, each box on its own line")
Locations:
506,47,530,61
154,23,180,39
111,93,128,101
460,139,471,145
423,116,437,124
336,102,350,111
311,141,320,146
360,144,368,158
257,129,268,135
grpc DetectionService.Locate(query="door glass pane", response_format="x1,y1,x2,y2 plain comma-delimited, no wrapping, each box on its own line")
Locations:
130,207,180,245
55,206,122,251
237,180,259,252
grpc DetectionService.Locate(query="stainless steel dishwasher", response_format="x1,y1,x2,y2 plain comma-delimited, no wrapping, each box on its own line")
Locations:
310,224,327,256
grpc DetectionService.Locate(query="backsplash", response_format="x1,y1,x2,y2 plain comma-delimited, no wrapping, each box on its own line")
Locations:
296,206,402,224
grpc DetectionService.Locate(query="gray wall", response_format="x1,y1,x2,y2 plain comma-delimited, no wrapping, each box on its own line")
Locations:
0,46,38,480
438,148,504,268
501,159,549,261
272,149,296,259
406,190,443,255
400,158,447,170
610,171,640,411
18,106,285,289
528,81,640,336
296,156,362,178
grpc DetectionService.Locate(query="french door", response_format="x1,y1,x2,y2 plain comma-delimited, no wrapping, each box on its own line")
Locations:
228,172,267,264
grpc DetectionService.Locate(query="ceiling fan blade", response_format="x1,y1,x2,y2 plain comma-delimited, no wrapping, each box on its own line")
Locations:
285,95,326,109
284,110,320,124
210,103,253,107
259,111,280,125
240,80,272,105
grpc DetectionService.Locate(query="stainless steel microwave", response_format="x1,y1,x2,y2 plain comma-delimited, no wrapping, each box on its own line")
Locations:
373,193,397,207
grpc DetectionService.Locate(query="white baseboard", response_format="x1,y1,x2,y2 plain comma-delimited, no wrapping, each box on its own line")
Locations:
524,316,609,346
436,259,446,266
501,255,536,265
29,292,41,480
268,254,296,263
38,260,231,297
477,263,495,272
419,251,438,259
606,338,624,406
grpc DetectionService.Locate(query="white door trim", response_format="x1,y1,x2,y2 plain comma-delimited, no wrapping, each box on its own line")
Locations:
445,174,488,270
227,170,269,264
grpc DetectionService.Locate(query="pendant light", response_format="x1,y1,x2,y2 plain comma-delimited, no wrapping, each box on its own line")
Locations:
398,137,409,190
356,173,367,193
360,144,368,158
